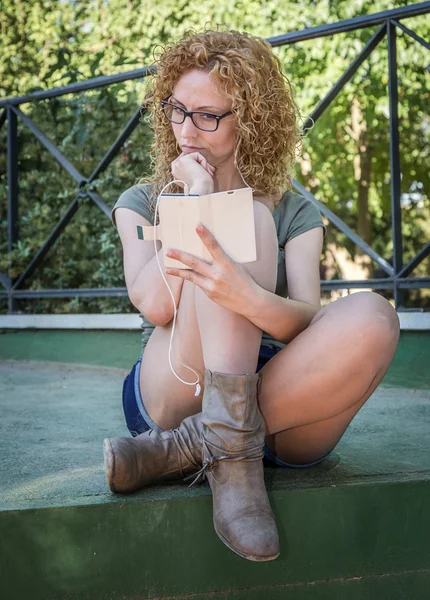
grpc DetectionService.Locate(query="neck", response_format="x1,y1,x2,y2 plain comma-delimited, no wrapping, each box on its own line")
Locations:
212,160,246,192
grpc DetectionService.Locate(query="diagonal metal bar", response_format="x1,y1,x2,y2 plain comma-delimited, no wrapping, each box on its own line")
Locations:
303,24,386,132
292,179,395,276
12,106,87,185
12,195,80,290
0,109,6,131
0,65,157,108
392,19,430,51
267,2,430,46
387,22,404,309
87,190,111,219
0,271,11,290
396,242,430,279
88,106,143,183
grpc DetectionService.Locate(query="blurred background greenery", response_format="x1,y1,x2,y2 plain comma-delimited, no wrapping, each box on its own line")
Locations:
0,0,428,314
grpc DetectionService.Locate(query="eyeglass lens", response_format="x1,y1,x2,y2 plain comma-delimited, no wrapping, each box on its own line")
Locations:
163,103,218,131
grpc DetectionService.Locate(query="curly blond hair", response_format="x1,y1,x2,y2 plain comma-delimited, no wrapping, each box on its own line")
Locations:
139,27,302,213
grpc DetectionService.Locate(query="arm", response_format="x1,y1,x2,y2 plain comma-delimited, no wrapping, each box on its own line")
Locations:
115,207,184,326
131,247,185,325
243,289,320,345
137,178,213,323
241,227,324,345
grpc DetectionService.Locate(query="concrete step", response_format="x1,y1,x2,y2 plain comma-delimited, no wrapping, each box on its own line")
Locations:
1,351,429,600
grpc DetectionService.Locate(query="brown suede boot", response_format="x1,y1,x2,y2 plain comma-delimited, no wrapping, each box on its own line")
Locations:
103,412,203,493
187,369,279,562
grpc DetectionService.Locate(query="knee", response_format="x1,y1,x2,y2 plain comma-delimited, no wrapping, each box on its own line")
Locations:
354,291,399,331
242,201,279,293
316,291,400,350
253,199,276,231
348,292,400,350
252,200,279,261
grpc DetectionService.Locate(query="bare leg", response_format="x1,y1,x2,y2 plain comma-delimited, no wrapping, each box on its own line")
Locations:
139,201,277,428
195,201,279,375
195,203,281,561
135,204,400,469
140,278,206,429
259,291,400,464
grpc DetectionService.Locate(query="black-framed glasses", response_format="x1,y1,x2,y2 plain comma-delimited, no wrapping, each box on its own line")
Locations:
161,98,234,132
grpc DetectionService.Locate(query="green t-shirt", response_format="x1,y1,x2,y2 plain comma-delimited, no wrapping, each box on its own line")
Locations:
112,183,327,355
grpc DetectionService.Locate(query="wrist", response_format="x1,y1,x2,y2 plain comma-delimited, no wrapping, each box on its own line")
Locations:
242,281,267,320
189,181,214,195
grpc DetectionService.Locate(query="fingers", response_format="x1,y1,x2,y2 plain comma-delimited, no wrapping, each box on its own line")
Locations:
197,155,216,179
206,162,216,177
170,152,216,194
174,151,216,177
188,152,215,174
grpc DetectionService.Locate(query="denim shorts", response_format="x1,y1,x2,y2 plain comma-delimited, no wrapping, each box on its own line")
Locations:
122,344,331,468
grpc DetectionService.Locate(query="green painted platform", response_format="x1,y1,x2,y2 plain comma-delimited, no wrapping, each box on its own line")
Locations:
0,329,429,389
0,331,429,599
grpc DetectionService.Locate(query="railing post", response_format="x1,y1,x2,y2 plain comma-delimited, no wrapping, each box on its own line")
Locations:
7,106,18,313
387,20,404,310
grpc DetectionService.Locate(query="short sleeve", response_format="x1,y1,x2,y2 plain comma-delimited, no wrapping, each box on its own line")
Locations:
281,192,327,246
111,184,155,229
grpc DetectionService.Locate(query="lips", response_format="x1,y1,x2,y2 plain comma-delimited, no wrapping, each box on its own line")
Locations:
182,146,202,152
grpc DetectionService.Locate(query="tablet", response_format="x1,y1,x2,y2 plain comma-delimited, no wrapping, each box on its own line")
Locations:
137,187,257,269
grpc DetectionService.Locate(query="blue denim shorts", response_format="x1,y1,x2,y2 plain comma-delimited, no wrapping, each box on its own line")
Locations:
122,344,331,468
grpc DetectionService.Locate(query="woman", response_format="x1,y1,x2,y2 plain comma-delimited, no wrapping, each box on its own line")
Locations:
104,29,400,562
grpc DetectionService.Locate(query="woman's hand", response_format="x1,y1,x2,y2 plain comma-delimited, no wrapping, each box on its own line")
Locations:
165,223,259,315
171,151,216,195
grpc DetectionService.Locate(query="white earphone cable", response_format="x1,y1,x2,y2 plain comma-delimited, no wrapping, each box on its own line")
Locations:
152,169,253,398
153,179,202,397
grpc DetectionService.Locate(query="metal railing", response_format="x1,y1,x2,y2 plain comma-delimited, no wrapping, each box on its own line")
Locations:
1,2,429,312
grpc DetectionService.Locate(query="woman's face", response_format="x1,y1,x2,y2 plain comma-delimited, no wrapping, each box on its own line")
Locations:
169,69,236,167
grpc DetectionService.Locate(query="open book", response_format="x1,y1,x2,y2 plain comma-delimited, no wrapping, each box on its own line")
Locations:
137,187,257,270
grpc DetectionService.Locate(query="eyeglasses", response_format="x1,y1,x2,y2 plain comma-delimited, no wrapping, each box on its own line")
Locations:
161,98,234,132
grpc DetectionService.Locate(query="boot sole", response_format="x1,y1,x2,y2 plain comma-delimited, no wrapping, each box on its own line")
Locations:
103,438,118,493
214,524,280,562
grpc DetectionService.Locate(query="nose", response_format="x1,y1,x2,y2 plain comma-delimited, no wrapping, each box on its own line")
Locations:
180,114,200,138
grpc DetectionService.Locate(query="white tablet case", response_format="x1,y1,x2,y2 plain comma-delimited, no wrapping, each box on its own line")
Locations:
138,187,257,269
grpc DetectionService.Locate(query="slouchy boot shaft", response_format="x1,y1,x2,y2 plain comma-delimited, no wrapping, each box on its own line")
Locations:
104,411,203,493
197,369,279,561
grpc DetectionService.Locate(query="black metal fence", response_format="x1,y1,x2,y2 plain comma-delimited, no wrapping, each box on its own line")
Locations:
1,2,429,313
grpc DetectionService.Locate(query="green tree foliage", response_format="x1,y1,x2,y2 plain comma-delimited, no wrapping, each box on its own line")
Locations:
0,0,428,313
